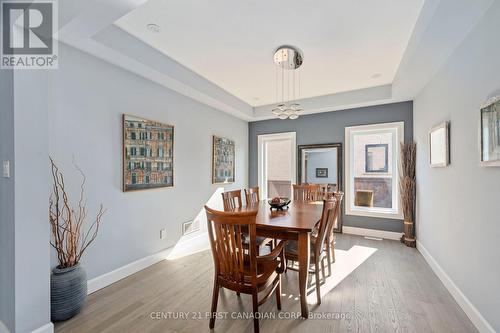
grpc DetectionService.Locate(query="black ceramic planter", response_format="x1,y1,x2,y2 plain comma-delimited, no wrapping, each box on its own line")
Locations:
51,263,87,321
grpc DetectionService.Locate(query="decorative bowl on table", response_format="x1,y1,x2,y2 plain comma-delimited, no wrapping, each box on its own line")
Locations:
268,197,291,211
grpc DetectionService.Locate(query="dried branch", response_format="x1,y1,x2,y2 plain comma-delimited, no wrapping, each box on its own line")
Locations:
49,157,106,268
399,142,416,222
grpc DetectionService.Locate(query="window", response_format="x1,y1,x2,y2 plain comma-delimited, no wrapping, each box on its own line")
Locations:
345,122,404,219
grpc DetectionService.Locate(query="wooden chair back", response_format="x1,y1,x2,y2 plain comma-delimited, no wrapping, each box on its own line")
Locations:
244,186,260,205
293,184,320,201
326,192,344,238
205,206,259,287
313,198,338,257
317,184,328,199
222,189,243,210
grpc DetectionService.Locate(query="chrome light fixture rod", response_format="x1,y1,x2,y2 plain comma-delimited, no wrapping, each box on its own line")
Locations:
272,45,303,120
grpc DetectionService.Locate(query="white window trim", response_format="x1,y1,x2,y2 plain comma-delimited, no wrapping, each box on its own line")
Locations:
257,132,296,200
345,122,404,220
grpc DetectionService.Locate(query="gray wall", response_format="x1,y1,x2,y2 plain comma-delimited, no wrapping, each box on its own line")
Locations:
48,44,248,280
0,69,52,332
414,2,500,331
249,102,413,232
0,69,15,333
13,71,52,333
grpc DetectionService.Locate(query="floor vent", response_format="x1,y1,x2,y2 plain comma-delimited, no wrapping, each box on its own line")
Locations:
364,236,383,241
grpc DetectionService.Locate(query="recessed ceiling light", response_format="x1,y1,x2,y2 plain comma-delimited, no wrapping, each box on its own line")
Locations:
146,23,161,33
371,73,382,79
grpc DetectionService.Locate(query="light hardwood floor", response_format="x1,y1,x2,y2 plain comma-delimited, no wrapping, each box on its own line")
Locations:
55,234,477,333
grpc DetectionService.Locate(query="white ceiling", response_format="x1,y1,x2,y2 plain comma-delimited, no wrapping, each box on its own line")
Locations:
115,0,424,107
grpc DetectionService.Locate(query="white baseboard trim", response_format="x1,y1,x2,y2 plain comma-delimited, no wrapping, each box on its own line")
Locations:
31,322,54,333
87,231,210,295
87,247,173,294
417,240,495,333
342,226,403,241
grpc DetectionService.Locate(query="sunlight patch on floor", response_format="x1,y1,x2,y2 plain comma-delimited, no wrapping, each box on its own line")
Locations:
305,245,377,304
166,232,210,260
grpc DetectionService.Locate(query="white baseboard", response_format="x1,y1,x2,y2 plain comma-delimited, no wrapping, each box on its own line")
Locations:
31,322,54,333
417,240,495,333
87,247,173,294
87,231,210,294
342,226,403,241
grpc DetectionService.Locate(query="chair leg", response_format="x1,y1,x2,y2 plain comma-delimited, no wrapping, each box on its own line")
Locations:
252,291,260,333
321,258,326,282
209,280,219,329
275,276,282,310
314,259,322,305
326,244,332,276
331,240,336,263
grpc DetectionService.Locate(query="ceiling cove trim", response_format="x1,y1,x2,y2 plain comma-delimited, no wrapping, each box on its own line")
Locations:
392,0,495,101
57,0,254,121
56,0,495,122
252,85,394,120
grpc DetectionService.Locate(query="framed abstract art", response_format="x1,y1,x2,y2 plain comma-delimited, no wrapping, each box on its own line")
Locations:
429,122,450,167
480,96,500,166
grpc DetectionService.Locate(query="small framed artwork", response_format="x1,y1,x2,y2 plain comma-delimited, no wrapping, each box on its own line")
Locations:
480,96,500,166
212,136,235,184
122,114,174,191
365,144,389,172
429,122,450,167
316,168,328,178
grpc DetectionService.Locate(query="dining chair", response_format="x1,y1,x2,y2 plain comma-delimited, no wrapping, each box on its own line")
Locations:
244,186,260,205
325,192,344,274
222,189,274,255
293,184,321,202
221,189,243,210
317,183,328,199
205,206,285,333
285,197,339,304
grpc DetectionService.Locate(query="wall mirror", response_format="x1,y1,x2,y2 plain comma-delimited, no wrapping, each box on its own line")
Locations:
298,143,343,232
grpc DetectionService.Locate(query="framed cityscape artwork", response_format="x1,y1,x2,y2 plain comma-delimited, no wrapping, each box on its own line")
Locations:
480,96,500,166
122,114,174,191
212,135,235,184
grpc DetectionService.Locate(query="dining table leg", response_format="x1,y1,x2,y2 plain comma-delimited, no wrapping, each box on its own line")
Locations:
298,231,310,319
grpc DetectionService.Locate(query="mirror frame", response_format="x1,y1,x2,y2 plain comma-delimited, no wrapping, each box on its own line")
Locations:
297,143,343,233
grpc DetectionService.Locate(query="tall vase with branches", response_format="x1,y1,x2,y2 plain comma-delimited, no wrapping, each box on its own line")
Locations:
400,142,416,248
49,157,106,321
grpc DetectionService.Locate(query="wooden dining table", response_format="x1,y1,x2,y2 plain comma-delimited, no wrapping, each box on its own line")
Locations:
233,200,324,318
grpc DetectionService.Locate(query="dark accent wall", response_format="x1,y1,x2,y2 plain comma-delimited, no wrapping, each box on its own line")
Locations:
248,101,413,232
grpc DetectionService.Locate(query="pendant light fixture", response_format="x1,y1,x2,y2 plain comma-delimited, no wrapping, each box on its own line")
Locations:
272,46,303,120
